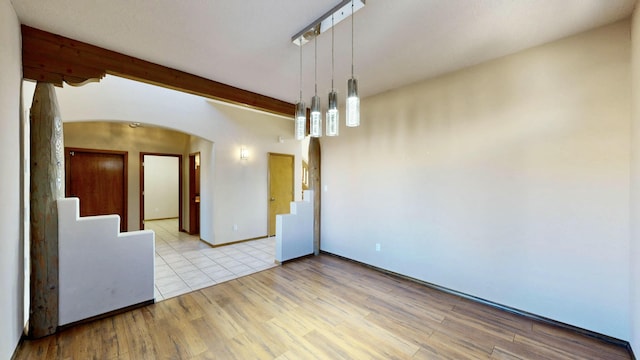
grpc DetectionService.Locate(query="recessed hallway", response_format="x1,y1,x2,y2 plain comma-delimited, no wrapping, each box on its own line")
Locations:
147,219,277,301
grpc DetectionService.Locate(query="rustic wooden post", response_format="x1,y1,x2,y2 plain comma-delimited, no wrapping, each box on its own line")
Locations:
29,82,64,338
308,137,321,255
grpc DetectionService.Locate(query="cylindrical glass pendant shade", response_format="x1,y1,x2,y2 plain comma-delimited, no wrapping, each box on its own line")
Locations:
310,95,322,137
346,77,360,127
326,90,339,136
295,101,306,140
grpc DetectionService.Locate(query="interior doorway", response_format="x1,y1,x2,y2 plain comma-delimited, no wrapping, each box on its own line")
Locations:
188,152,201,235
140,153,183,231
65,147,128,232
268,153,294,237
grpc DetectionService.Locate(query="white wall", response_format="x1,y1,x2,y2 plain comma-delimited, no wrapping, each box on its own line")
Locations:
0,1,24,358
189,136,214,241
322,20,631,340
24,76,303,245
630,6,640,355
143,155,179,220
58,198,154,325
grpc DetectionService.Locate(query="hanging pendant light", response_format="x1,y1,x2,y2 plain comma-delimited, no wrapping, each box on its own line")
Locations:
326,91,338,136
346,0,360,127
295,41,306,140
326,15,339,137
291,0,365,134
310,35,322,137
295,102,306,140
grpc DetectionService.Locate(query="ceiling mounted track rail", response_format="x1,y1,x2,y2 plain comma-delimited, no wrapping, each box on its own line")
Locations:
291,0,365,46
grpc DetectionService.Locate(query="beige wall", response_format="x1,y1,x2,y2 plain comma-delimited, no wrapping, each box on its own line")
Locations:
64,122,191,231
631,5,640,354
0,0,24,358
321,20,631,340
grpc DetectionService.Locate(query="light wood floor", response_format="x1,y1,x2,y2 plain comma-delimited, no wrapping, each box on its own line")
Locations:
14,254,631,359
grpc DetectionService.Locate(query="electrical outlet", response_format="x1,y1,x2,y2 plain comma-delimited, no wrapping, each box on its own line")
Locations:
375,243,381,252
233,224,238,231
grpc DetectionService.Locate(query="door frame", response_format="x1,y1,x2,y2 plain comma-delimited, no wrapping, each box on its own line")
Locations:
188,152,201,235
139,152,183,231
65,147,128,231
267,152,295,236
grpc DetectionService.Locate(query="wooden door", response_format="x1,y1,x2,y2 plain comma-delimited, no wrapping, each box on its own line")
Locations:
268,153,294,236
189,153,201,235
65,148,128,232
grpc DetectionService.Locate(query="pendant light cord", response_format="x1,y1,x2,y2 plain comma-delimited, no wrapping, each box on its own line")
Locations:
351,0,355,77
314,35,318,96
299,41,303,102
331,15,335,90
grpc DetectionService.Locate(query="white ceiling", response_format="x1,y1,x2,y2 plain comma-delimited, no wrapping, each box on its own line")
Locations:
11,0,637,105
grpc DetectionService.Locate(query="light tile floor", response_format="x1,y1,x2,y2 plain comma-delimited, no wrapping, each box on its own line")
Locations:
146,219,277,301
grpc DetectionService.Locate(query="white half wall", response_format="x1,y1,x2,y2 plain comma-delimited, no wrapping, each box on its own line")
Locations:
143,155,179,220
0,1,24,358
276,190,314,262
321,20,631,340
58,198,154,325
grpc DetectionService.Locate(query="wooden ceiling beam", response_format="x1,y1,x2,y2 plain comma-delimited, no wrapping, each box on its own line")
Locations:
21,25,295,117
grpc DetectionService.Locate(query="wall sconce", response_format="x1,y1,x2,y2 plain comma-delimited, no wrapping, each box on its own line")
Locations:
240,146,249,160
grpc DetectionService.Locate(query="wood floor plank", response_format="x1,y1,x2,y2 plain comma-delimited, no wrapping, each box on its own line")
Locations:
490,346,528,360
294,298,350,328
303,329,378,359
12,334,51,359
248,269,317,304
390,283,458,314
13,254,632,360
418,331,491,360
509,334,591,360
224,326,288,359
189,290,245,339
528,322,631,360
362,293,446,326
188,316,238,356
364,311,436,347
205,280,275,328
335,314,421,358
274,347,324,360
430,317,515,355
116,307,162,359
236,275,300,315
512,331,629,360
451,300,533,335
268,308,321,338
440,308,518,343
